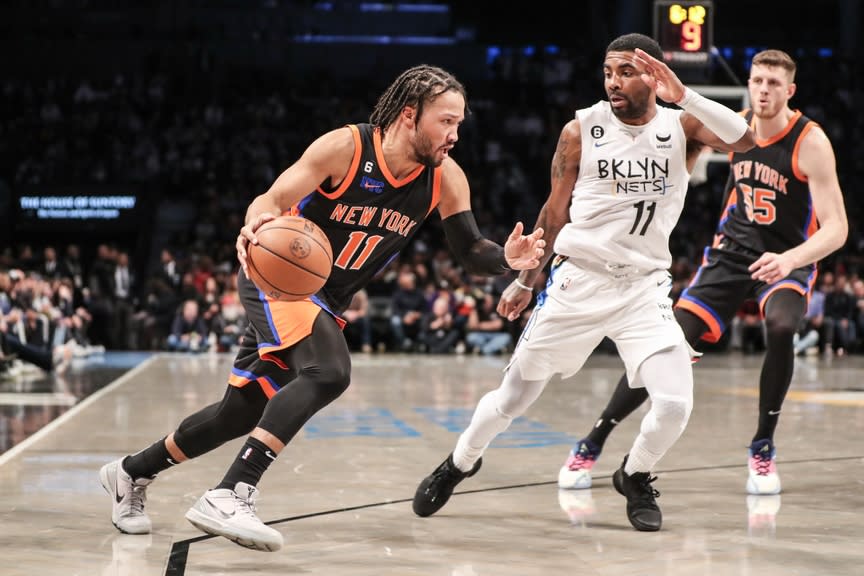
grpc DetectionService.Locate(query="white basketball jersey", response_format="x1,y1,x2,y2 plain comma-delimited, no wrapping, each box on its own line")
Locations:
553,100,690,276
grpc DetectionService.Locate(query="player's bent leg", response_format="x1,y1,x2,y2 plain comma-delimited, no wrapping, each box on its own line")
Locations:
558,372,651,490
747,290,804,495
628,343,694,472
413,358,548,517
257,312,352,445
618,343,694,531
186,313,350,551
101,383,269,536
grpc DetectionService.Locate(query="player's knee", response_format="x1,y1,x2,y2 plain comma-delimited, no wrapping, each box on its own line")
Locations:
495,370,547,417
764,314,797,340
310,360,352,401
493,389,519,419
652,393,692,432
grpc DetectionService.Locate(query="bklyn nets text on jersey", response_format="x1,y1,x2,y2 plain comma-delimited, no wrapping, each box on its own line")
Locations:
599,157,673,196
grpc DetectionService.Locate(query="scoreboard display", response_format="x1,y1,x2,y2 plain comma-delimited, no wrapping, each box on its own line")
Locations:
653,0,713,67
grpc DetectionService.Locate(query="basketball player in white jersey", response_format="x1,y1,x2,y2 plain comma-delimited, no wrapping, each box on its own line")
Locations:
412,33,755,531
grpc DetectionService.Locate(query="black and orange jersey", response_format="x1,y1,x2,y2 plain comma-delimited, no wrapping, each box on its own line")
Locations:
716,110,819,259
288,123,442,314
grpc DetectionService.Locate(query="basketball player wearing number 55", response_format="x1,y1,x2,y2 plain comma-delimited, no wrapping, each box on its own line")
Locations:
99,65,545,551
413,33,755,531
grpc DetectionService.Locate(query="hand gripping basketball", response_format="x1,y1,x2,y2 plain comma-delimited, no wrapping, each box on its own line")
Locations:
246,215,333,301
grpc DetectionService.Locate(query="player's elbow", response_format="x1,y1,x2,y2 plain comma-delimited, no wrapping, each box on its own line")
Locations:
731,130,756,152
834,218,849,249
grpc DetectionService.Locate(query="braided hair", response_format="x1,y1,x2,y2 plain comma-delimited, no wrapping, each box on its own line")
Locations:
369,64,468,132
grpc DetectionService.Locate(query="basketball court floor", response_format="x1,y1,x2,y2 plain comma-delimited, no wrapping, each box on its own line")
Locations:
0,350,862,576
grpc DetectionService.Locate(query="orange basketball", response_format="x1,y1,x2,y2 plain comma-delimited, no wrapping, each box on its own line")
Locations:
246,215,333,301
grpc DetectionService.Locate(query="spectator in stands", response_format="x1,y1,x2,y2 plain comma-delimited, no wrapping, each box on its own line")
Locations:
112,250,135,349
853,278,864,352
133,278,179,350
794,280,831,355
40,246,61,280
418,295,461,354
165,299,209,353
60,244,85,299
215,277,247,353
342,288,373,354
87,243,117,348
464,291,511,356
824,274,857,356
732,300,766,354
389,271,426,352
158,248,182,293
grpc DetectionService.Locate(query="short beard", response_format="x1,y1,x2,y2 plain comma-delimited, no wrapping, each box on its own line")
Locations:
413,128,442,167
612,95,648,120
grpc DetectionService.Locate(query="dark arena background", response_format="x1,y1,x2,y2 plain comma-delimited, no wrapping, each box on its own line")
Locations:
0,1,862,575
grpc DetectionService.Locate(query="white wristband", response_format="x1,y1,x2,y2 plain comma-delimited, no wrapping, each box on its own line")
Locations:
675,87,748,144
513,278,533,292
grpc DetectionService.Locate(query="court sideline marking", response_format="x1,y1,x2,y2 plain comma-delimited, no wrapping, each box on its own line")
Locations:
0,354,159,468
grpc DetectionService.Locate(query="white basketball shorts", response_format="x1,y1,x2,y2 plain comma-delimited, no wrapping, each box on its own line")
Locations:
508,259,686,384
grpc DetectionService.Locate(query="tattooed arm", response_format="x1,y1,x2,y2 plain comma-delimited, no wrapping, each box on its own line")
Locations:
497,118,581,321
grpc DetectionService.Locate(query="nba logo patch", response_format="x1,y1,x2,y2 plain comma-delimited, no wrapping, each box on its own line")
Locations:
560,276,572,291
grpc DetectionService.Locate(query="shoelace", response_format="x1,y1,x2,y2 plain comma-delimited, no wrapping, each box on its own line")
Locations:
635,474,660,500
233,491,261,519
128,484,148,514
425,462,460,495
752,453,774,476
568,452,596,470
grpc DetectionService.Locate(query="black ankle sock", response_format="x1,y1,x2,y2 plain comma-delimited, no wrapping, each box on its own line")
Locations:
216,437,276,490
584,415,620,449
584,376,649,449
123,437,178,480
753,410,779,445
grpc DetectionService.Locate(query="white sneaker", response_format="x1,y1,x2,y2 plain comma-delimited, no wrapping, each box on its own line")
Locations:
746,439,781,495
557,439,601,490
99,459,153,534
185,482,283,552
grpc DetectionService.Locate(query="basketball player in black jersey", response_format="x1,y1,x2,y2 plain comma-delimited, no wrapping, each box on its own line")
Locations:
557,50,847,498
98,64,545,551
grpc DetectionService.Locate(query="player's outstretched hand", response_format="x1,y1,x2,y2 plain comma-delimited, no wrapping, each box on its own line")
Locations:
504,222,545,270
236,212,278,277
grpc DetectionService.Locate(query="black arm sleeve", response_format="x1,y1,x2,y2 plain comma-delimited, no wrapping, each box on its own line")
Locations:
441,210,510,276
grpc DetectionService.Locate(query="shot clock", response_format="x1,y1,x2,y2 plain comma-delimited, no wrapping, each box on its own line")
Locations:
653,0,713,67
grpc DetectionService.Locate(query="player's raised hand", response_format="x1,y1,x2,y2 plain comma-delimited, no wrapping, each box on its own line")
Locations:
633,48,686,105
504,222,546,270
